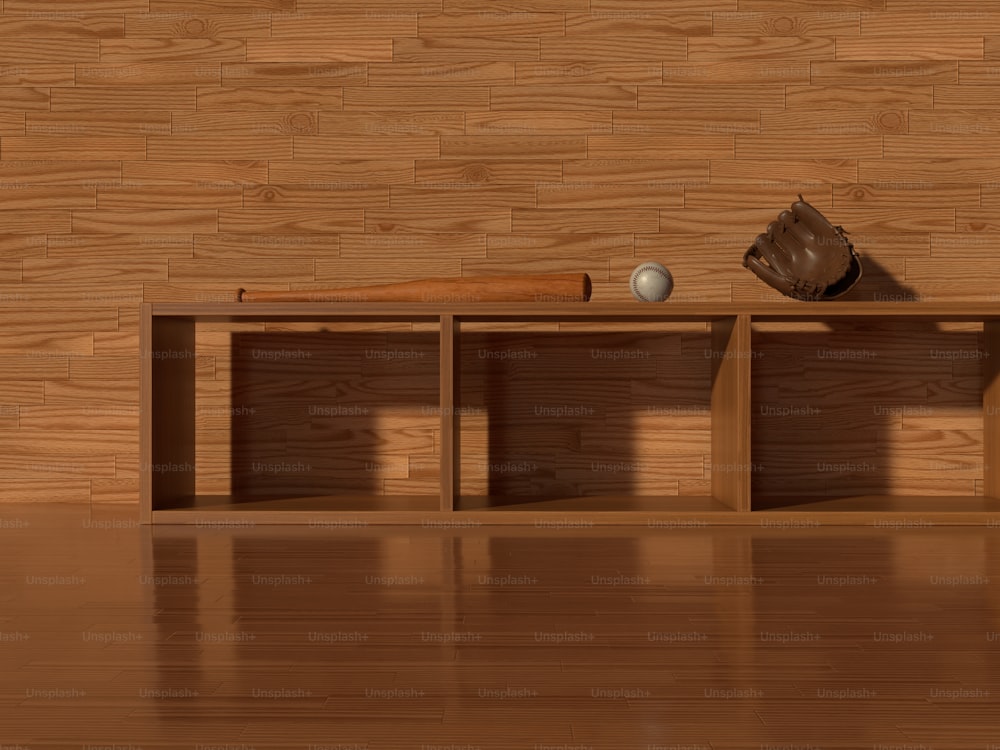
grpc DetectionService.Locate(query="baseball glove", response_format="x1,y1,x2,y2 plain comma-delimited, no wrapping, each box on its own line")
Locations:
743,195,862,301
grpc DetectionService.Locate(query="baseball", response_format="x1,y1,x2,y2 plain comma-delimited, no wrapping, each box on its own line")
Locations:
630,262,673,302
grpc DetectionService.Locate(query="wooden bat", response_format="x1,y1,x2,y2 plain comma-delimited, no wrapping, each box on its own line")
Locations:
238,273,592,303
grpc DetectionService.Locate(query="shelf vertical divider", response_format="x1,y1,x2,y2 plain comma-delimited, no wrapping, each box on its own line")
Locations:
140,305,196,523
710,313,752,512
439,314,457,512
984,319,1000,500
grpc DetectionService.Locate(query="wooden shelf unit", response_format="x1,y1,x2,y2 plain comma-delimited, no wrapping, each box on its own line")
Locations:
140,302,1000,525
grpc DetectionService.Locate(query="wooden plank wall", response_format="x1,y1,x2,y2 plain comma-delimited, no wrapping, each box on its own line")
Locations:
0,0,997,504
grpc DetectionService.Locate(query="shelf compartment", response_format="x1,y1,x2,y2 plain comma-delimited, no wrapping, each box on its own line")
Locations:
750,319,996,511
452,318,747,512
141,309,445,522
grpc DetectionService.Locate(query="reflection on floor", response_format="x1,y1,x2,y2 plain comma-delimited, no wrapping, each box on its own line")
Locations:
2,503,999,748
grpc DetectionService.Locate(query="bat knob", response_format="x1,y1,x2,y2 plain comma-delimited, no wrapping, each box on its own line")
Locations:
237,288,246,302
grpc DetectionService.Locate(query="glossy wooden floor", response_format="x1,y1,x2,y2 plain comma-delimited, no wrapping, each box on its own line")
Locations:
3,504,1000,749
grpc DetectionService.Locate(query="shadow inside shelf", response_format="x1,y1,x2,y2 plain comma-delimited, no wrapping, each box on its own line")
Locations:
457,326,712,506
227,329,440,503
751,319,985,508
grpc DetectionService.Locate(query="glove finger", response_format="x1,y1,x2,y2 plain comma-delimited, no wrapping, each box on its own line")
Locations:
754,233,793,277
744,254,799,298
769,211,807,263
792,197,842,249
785,208,817,250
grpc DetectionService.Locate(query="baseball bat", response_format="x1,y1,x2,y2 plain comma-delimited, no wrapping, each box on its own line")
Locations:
238,273,592,303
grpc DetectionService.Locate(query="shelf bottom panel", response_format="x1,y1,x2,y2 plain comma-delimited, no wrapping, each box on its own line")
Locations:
148,494,1000,524
153,494,441,513
453,494,733,512
753,495,999,513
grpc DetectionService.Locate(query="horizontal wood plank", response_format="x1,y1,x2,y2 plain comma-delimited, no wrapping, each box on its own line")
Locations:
639,84,785,108
511,208,658,232
440,135,586,159
168,259,316,283
217,210,363,234
71,209,218,233
0,186,95,210
270,12,417,38
811,61,958,84
0,39,99,63
22,259,169,283
1,137,146,160
317,112,463,136
368,62,513,85
514,62,660,85
270,160,413,184
589,135,734,159
0,66,74,85
293,135,440,159
489,85,637,109
541,36,687,61
414,159,562,185
566,11,711,35
393,37,541,61
419,12,564,36
689,36,835,61
146,135,293,160
246,39,393,62
854,35,984,62
124,12,271,38
122,160,268,186
100,38,246,62
342,85,490,110
76,62,220,86
364,210,511,233
25,111,172,136
0,14,124,37
193,234,339,258
50,86,197,110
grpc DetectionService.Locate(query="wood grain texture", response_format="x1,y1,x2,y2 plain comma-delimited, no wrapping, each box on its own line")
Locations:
0,39,99,63
26,111,172,136
76,62,220,86
50,86,197,110
124,12,271,38
0,66,75,85
836,37,984,60
542,36,686,61
0,89,50,112
639,84,785,108
1,0,1000,509
4,504,1000,738
247,39,392,63
2,137,146,160
489,85,637,109
566,11,710,36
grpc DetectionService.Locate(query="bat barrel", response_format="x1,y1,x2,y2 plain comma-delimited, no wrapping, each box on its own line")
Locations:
238,274,592,303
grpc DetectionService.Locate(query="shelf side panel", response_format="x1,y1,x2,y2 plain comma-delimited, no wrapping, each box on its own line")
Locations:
711,314,751,511
140,304,153,524
440,315,456,511
985,320,1000,499
145,313,197,518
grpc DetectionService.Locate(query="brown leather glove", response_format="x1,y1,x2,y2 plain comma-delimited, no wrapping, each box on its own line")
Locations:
743,195,862,301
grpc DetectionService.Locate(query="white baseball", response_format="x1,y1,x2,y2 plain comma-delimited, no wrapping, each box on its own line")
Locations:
630,262,673,302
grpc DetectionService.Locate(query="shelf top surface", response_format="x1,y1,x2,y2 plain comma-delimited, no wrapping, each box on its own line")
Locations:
146,301,1000,321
